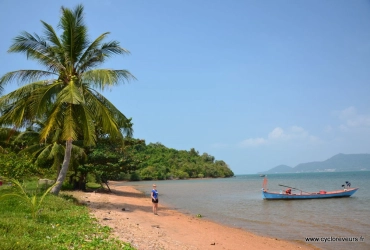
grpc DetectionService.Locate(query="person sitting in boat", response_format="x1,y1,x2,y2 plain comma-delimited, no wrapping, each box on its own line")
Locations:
285,188,292,194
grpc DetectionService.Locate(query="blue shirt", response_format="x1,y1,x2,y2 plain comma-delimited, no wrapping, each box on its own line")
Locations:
152,189,158,199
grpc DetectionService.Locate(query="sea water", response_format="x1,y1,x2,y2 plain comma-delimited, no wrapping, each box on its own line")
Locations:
119,171,370,250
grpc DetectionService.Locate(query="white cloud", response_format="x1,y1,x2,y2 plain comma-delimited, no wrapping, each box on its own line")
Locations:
268,127,285,139
240,126,319,147
240,137,266,147
338,106,370,129
339,106,357,119
291,126,305,133
288,126,309,139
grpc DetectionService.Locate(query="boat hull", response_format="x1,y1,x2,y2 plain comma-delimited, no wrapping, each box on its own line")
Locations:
262,188,359,200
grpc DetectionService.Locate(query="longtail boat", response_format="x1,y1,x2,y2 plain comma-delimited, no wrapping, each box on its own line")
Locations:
261,177,359,200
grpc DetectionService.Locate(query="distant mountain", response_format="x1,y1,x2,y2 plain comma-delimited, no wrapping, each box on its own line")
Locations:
263,164,293,173
259,153,370,174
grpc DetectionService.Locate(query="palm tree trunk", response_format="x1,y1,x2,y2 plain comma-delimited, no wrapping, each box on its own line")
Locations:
51,139,73,195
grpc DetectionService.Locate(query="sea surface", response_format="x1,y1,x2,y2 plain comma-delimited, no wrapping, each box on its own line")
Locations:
119,172,370,250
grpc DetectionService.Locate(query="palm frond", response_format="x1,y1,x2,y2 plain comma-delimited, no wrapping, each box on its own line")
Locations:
0,70,56,86
71,144,87,161
33,144,52,160
19,144,47,157
13,130,40,144
57,80,85,105
83,88,129,140
0,96,32,128
0,81,58,129
41,21,63,48
59,4,88,69
76,104,96,146
81,69,136,90
8,32,65,72
61,104,79,141
77,32,110,70
77,40,131,73
49,142,65,159
9,31,45,53
51,128,63,143
39,104,62,142
87,88,133,137
0,81,45,103
27,81,64,117
101,41,130,56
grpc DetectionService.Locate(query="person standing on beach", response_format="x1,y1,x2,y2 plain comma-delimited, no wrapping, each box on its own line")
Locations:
151,184,159,215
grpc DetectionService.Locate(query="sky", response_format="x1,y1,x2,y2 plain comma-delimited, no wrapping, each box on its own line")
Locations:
1,0,370,174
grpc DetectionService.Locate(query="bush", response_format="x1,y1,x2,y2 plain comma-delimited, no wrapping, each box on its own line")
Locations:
86,182,101,189
0,153,41,179
129,172,141,181
61,182,74,191
177,171,189,179
0,180,135,249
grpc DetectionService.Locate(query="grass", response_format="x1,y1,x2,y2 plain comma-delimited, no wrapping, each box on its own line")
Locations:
0,178,59,220
86,182,102,189
0,182,135,250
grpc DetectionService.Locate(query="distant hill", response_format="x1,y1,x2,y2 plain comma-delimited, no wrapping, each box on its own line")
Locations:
259,153,370,174
264,164,293,173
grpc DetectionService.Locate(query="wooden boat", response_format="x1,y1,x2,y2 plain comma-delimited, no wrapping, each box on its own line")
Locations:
259,174,266,177
262,188,359,200
261,177,359,200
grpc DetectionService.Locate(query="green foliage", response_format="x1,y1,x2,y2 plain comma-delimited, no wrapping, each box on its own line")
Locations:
0,127,21,153
61,182,74,191
82,138,140,185
68,138,234,183
0,178,58,220
81,138,234,181
86,182,101,189
0,134,233,191
0,182,135,250
129,171,141,181
0,153,43,179
0,131,233,188
0,4,134,195
124,139,234,180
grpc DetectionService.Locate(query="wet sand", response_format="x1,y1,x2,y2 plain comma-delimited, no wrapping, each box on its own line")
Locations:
67,181,319,250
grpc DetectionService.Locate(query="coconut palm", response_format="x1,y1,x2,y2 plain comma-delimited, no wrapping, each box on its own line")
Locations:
0,4,135,195
14,119,87,180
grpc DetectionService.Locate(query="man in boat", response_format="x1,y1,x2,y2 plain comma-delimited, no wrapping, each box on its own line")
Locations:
285,188,292,194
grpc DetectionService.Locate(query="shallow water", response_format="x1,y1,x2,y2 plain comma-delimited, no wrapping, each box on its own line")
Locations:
119,171,370,250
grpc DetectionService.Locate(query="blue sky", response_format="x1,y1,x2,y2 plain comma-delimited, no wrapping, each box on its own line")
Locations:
1,0,370,174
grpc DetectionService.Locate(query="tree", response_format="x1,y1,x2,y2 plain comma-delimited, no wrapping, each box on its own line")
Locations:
83,138,140,190
14,119,87,180
0,4,135,195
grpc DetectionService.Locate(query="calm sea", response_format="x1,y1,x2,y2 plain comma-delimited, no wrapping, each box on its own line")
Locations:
119,172,370,250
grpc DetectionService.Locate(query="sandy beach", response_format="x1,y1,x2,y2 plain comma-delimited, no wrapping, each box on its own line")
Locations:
68,181,318,250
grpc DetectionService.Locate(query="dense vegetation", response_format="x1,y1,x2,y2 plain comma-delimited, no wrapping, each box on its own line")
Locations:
0,181,134,250
0,132,234,189
0,4,134,195
0,4,232,250
123,139,234,180
0,3,233,191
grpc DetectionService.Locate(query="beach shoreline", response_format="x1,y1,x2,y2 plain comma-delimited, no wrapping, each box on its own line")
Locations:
67,181,319,250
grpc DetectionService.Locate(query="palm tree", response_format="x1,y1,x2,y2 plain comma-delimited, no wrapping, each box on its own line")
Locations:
0,4,135,195
14,119,87,181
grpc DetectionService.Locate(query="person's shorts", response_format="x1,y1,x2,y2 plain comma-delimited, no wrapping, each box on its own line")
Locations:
152,198,158,203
